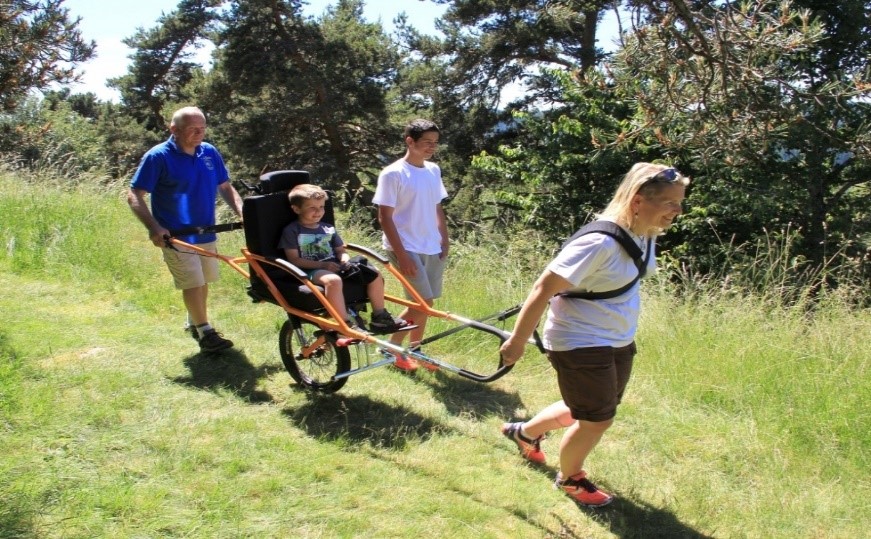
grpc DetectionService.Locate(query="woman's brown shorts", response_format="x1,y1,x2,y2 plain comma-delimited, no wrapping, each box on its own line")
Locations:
546,342,637,422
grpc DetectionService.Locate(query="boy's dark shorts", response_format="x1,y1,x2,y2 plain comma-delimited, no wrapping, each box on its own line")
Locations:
546,342,637,423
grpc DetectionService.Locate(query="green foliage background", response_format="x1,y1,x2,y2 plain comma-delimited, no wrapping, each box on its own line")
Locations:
1,0,869,289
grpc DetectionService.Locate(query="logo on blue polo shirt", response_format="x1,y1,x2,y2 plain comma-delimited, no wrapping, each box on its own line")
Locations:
202,155,215,170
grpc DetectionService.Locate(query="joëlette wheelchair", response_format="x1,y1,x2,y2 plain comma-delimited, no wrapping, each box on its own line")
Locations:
167,170,532,393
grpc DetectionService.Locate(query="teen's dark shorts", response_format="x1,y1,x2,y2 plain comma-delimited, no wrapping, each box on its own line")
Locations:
546,342,637,422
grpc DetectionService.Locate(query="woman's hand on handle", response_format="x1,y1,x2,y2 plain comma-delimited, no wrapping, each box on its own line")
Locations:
500,336,527,366
500,269,573,367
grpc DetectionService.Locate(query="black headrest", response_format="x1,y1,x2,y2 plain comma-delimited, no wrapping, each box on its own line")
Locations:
243,192,295,259
258,170,312,194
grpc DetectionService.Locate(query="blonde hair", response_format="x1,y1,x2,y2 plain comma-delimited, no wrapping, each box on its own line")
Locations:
288,184,328,208
598,162,690,231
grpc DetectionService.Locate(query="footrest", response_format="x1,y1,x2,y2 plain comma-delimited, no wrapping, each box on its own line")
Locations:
368,323,418,336
335,337,361,347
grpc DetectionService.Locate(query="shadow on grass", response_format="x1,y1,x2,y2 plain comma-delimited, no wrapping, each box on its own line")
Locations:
549,497,714,539
171,348,283,404
425,369,526,417
0,499,34,539
282,392,446,450
532,466,713,538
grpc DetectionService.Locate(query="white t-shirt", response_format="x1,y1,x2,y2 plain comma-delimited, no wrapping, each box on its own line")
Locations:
373,159,448,255
543,226,658,351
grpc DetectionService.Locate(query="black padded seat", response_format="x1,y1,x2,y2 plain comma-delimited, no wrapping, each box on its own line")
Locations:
242,170,367,313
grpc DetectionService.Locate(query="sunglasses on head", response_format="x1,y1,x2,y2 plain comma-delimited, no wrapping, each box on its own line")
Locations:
643,168,680,186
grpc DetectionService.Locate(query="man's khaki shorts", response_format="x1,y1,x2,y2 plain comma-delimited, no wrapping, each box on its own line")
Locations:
161,241,219,290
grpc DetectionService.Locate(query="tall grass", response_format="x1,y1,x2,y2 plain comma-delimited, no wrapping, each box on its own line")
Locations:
670,223,870,310
1,167,868,538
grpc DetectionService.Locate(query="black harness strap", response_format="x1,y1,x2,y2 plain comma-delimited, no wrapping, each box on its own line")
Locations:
556,221,653,300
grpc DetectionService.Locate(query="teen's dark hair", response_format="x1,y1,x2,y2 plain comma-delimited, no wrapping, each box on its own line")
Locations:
404,119,440,141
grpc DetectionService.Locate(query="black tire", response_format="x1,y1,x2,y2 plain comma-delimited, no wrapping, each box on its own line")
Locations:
278,319,350,392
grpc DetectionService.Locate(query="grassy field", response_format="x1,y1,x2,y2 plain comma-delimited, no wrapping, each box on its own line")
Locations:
1,172,868,538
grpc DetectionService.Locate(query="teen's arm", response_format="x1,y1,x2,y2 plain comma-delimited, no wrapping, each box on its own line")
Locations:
436,203,449,259
377,205,417,277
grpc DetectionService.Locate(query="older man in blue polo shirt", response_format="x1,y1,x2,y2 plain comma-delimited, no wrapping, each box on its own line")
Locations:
127,106,243,353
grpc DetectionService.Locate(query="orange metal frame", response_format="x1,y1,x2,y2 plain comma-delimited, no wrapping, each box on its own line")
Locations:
166,237,519,381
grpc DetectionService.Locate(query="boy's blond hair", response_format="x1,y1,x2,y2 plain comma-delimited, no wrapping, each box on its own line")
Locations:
288,184,328,208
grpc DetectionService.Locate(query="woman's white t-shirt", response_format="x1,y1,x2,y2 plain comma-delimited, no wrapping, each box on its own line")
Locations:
543,225,657,351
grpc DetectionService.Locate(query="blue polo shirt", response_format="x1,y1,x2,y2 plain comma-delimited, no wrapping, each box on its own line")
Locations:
131,136,229,244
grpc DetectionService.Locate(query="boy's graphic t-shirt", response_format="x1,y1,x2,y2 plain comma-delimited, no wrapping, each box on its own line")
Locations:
278,221,344,262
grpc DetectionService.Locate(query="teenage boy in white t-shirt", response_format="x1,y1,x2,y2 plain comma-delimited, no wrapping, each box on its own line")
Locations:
373,119,450,372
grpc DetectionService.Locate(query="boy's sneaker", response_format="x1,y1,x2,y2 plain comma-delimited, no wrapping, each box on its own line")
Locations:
501,422,546,464
199,329,233,353
369,310,408,334
555,471,614,508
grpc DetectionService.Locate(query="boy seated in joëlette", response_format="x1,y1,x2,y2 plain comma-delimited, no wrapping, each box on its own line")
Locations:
278,184,408,335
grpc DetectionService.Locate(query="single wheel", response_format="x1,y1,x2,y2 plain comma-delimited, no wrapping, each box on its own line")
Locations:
278,319,350,392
